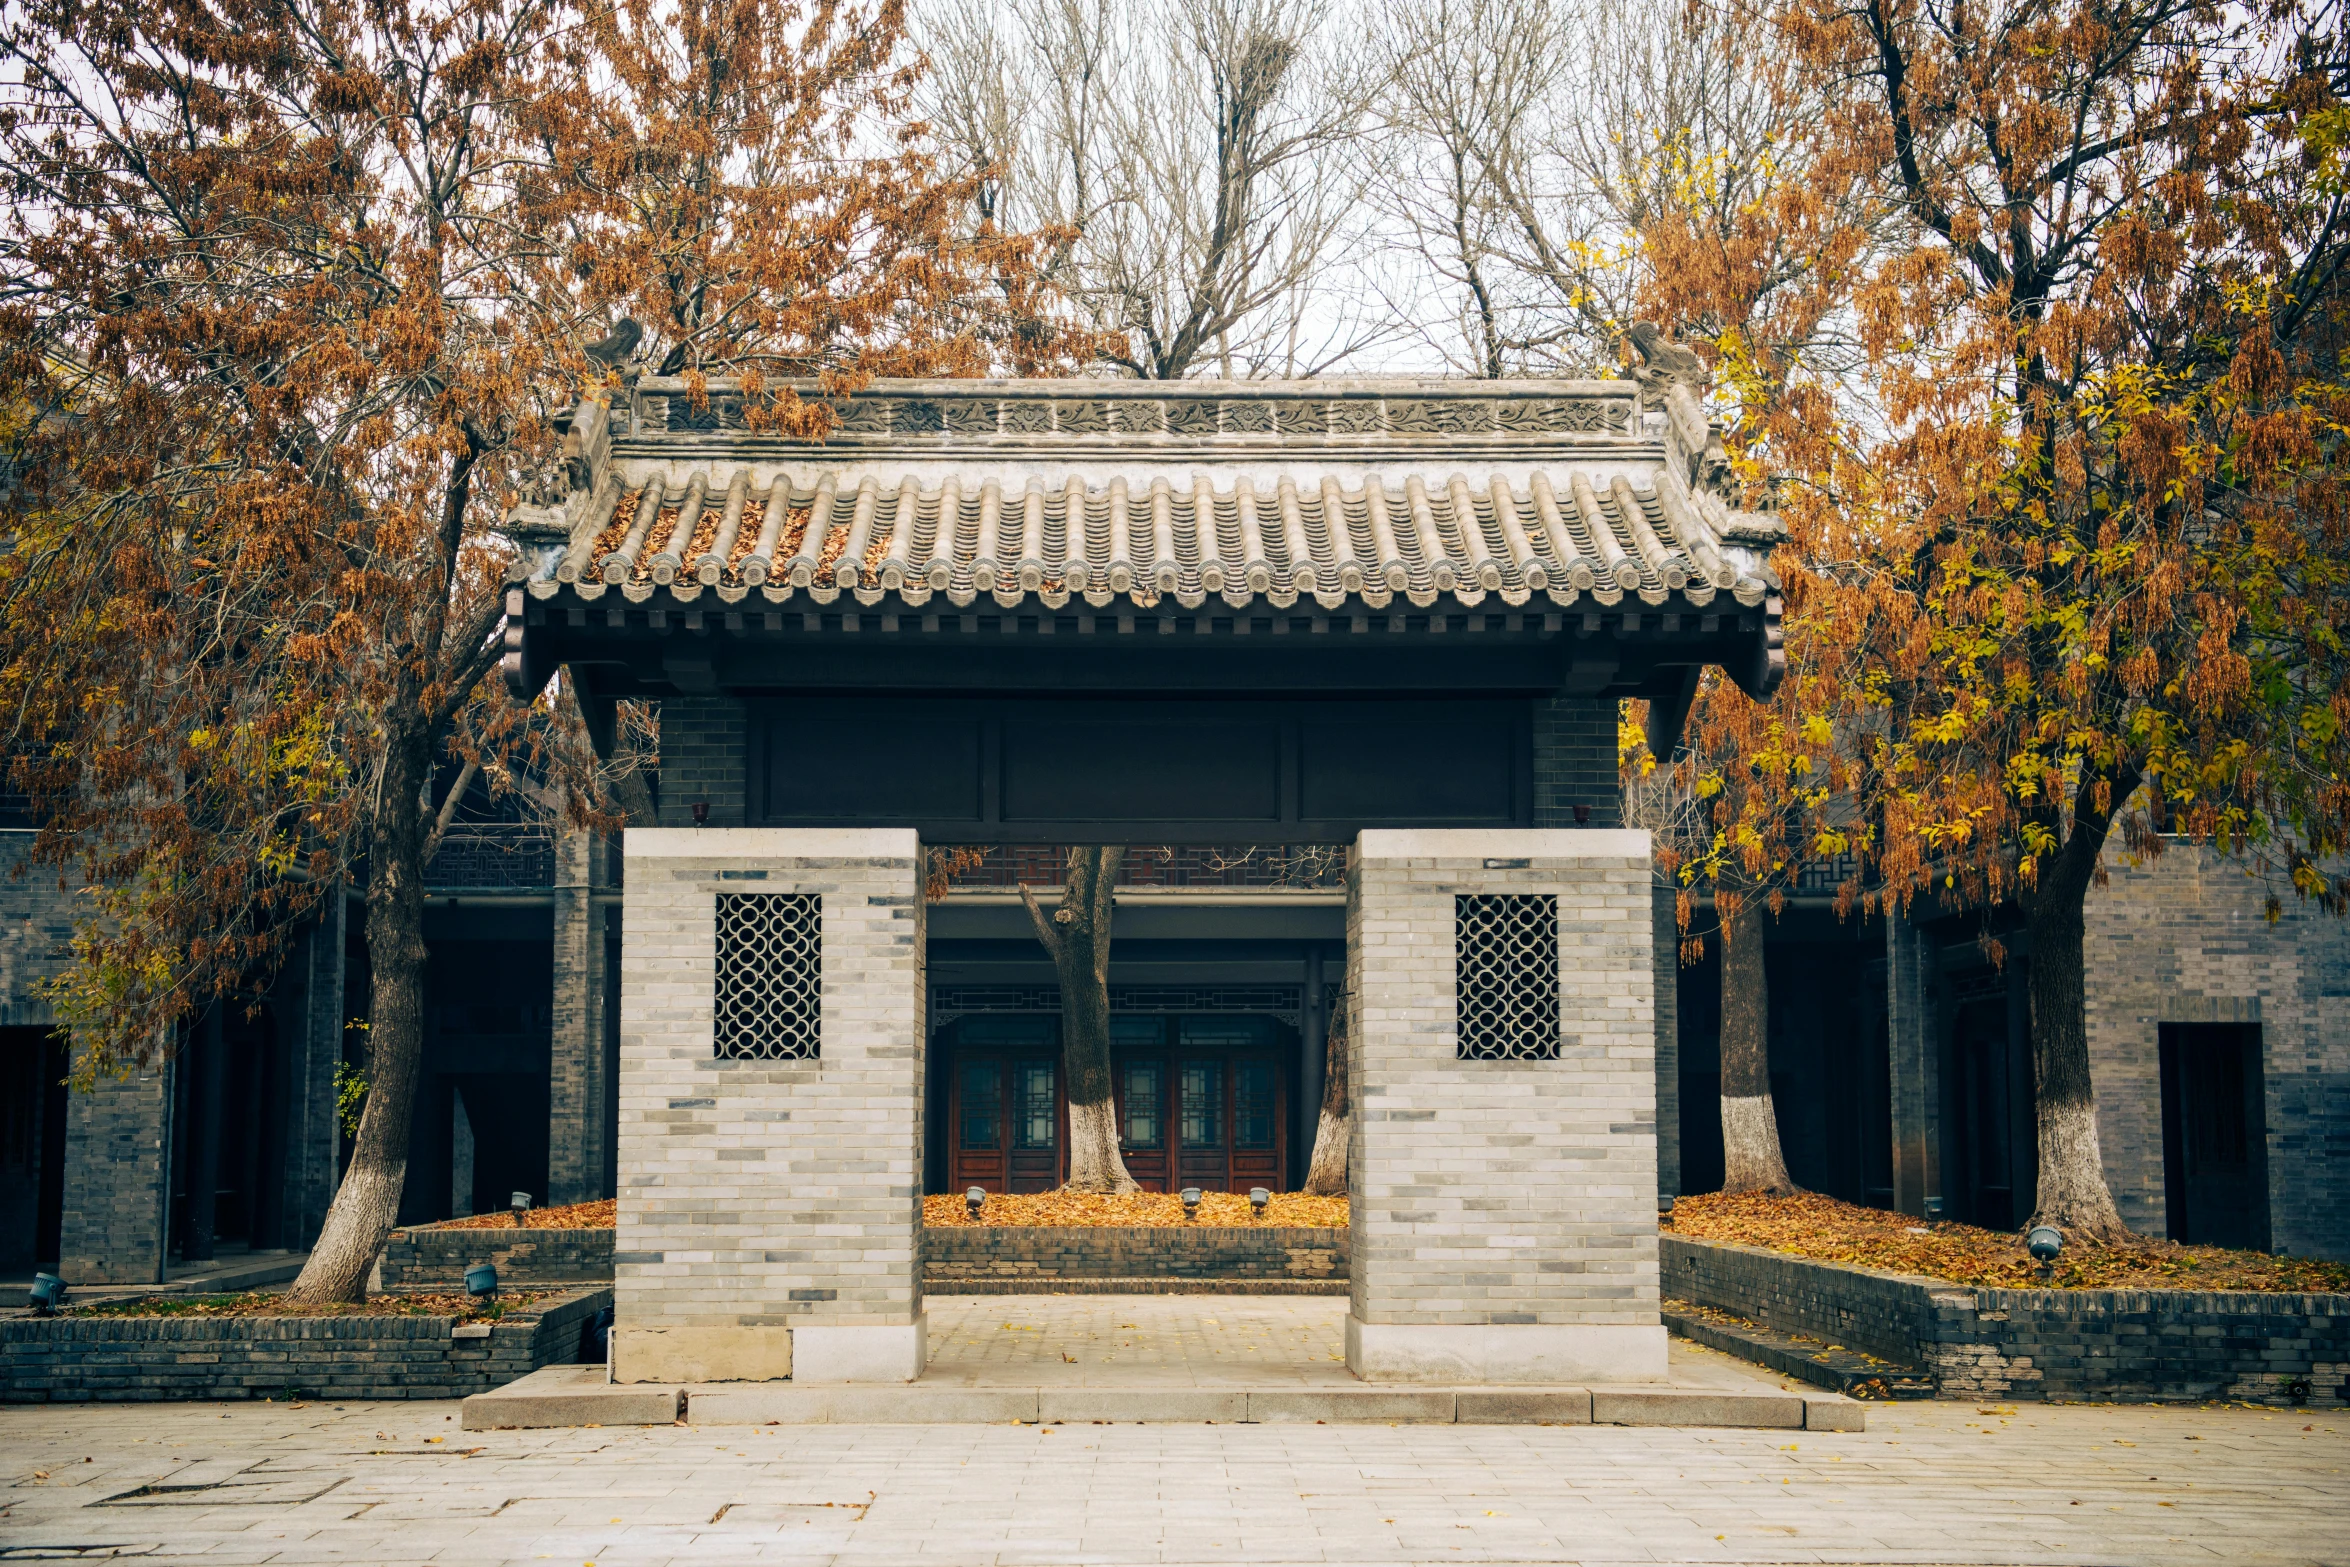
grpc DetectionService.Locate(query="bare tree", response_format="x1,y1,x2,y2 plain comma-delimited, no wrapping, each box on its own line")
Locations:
920,0,1392,378
1371,0,1854,381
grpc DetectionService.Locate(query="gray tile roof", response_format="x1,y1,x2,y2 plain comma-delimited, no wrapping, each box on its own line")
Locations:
506,377,1785,617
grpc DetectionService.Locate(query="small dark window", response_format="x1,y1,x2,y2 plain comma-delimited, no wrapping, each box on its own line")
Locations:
1121,1063,1164,1149
1180,1061,1223,1147
959,1063,1001,1149
1015,1062,1057,1149
713,893,820,1060
1235,1061,1277,1149
1456,893,1560,1060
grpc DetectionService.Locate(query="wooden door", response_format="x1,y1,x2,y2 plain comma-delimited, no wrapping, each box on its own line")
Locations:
1176,1057,1228,1192
1116,1059,1171,1192
950,1056,1008,1193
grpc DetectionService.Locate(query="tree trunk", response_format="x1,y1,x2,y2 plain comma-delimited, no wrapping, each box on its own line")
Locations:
285,734,434,1302
1021,846,1137,1194
1718,896,1796,1195
1300,982,1349,1196
2024,826,2131,1240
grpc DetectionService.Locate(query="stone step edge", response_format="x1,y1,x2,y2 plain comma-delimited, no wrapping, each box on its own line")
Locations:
1663,1300,1936,1400
464,1367,1862,1432
923,1277,1347,1295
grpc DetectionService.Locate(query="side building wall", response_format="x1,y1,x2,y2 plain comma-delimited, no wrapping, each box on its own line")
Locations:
2082,846,2350,1260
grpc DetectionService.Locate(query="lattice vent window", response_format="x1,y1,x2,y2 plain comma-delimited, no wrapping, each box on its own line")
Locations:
1455,894,1560,1061
714,893,821,1060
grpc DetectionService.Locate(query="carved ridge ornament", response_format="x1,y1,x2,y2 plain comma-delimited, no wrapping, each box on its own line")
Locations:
639,392,1636,441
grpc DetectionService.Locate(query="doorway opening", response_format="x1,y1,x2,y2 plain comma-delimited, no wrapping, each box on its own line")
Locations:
931,1010,1296,1195
2158,1022,2269,1250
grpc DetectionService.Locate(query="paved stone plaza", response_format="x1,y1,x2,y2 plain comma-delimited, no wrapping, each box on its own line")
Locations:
3,1299,2343,1566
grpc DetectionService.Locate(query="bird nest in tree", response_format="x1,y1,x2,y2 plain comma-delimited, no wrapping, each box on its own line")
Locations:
924,1191,1348,1228
427,1199,617,1230
1668,1190,2350,1293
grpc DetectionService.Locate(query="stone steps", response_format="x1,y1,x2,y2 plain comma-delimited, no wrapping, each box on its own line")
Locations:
1664,1300,1937,1400
464,1364,1865,1431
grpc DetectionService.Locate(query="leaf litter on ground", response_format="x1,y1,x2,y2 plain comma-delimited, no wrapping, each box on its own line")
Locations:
1668,1190,2349,1292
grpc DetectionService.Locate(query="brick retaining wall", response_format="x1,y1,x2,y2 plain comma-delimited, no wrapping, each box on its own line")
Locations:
1665,1235,2350,1405
382,1228,616,1290
923,1226,1346,1284
0,1288,609,1404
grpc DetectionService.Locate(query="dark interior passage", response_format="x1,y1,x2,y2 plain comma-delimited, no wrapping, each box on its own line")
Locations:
2160,1022,2270,1250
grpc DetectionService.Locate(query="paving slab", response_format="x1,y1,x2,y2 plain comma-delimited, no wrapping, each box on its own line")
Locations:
687,1384,1041,1424
1453,1388,1594,1424
459,1365,680,1430
1590,1385,1805,1427
1037,1388,1250,1423
1244,1389,1457,1423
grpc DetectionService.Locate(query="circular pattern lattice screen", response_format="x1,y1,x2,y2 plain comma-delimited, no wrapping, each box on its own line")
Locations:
1454,893,1560,1061
713,892,821,1059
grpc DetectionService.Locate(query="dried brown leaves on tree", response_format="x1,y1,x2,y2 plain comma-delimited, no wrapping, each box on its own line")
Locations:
1633,0,2350,1236
0,0,1089,1298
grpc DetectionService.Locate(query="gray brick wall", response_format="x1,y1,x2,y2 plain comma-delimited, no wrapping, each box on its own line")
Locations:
382,1226,615,1289
547,827,611,1206
655,698,748,828
1531,697,1621,828
1665,1235,2350,1406
924,1225,1346,1281
614,829,924,1377
2081,846,2350,1261
58,1067,171,1285
2,1287,607,1403
0,833,77,1030
1347,829,1658,1329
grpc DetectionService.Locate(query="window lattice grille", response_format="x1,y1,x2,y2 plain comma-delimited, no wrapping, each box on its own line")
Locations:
714,893,821,1060
1455,894,1560,1061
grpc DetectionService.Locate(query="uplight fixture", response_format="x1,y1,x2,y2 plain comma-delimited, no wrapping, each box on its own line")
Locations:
1180,1187,1202,1220
1249,1187,1270,1217
2026,1224,2063,1281
27,1273,66,1316
510,1191,532,1227
465,1262,499,1300
966,1186,986,1220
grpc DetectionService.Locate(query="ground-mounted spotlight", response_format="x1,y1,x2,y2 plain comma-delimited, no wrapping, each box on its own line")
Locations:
966,1186,987,1220
2026,1224,2064,1281
510,1191,532,1228
1249,1187,1270,1218
27,1272,66,1316
465,1262,499,1300
1181,1187,1202,1220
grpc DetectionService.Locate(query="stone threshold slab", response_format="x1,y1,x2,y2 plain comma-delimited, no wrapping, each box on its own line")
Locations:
463,1366,1862,1431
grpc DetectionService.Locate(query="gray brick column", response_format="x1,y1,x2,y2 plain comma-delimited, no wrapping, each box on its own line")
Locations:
547,827,609,1207
58,1063,173,1284
1653,887,1681,1203
613,829,925,1384
1345,829,1665,1384
1885,913,1941,1219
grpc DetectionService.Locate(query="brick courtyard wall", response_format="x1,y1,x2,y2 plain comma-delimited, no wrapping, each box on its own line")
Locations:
1665,1235,2350,1405
655,698,748,829
1,831,176,1285
381,1227,616,1290
0,1287,608,1403
1346,828,1665,1383
923,1226,1346,1283
2080,846,2350,1261
613,828,925,1384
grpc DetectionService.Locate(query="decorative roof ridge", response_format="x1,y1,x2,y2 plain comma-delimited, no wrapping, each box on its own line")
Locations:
628,375,1642,398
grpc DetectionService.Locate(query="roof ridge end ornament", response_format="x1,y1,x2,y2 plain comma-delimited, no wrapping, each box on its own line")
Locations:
1626,320,1734,499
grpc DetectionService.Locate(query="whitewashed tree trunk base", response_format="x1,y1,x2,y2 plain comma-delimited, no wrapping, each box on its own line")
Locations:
1302,1107,1348,1196
1064,1096,1137,1193
1720,1093,1796,1196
